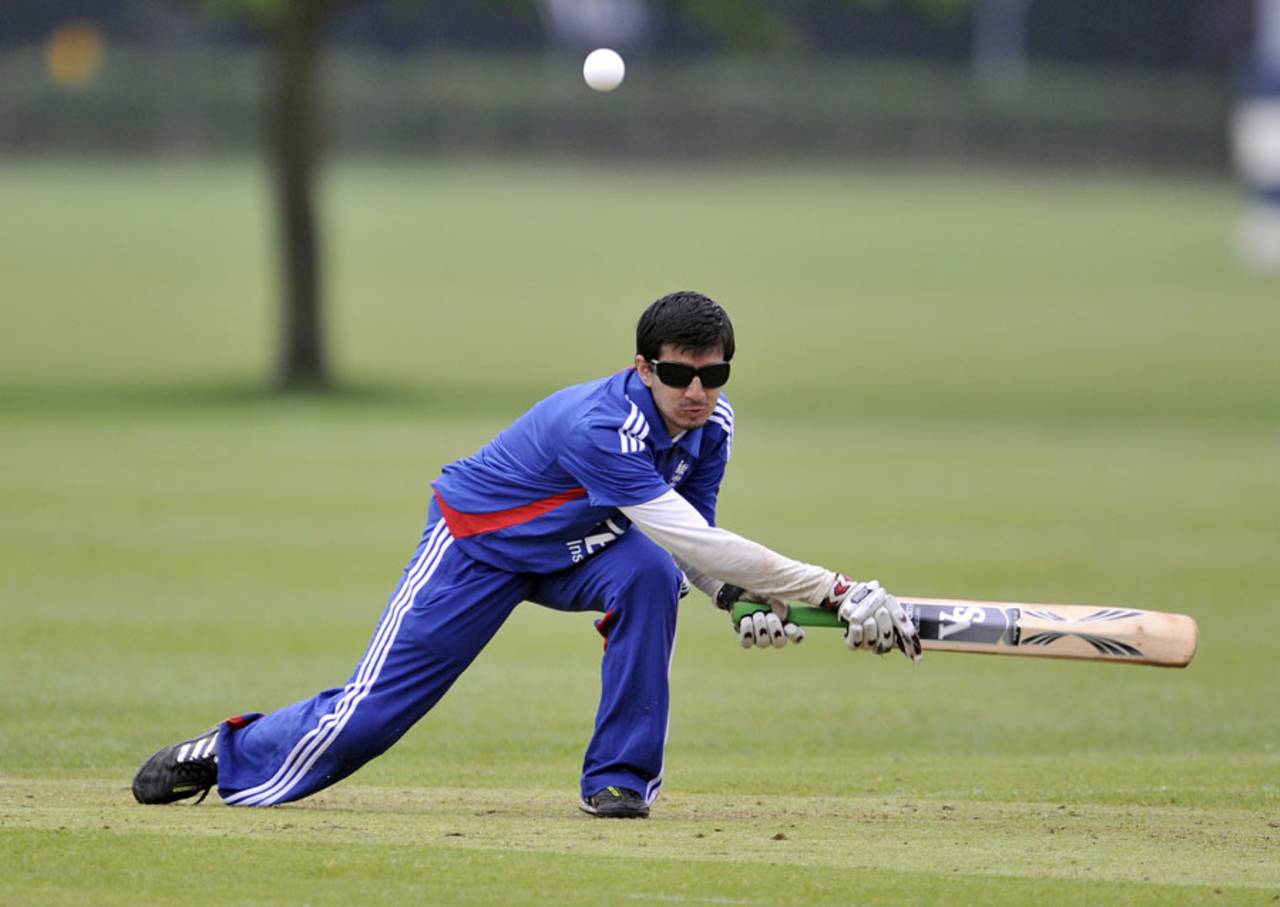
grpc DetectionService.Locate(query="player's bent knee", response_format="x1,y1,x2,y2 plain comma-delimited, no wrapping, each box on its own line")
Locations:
612,543,684,603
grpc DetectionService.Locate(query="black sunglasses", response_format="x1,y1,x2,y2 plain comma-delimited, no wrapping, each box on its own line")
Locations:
648,359,731,390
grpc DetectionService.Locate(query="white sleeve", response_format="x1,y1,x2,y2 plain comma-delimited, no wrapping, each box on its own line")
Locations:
620,490,834,606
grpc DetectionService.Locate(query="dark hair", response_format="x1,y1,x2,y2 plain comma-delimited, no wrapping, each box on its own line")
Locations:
635,291,735,362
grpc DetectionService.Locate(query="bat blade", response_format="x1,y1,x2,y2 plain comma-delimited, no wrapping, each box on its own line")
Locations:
731,598,1198,667
905,598,1198,667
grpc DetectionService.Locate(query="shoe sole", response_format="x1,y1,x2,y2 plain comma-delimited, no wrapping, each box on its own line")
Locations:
578,797,649,819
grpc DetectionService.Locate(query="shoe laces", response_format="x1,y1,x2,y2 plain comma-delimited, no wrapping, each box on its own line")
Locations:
174,754,216,805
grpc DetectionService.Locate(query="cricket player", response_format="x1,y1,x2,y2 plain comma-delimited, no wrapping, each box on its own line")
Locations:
132,291,921,818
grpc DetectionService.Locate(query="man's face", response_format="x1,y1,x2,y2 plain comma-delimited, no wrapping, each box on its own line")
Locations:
635,343,727,436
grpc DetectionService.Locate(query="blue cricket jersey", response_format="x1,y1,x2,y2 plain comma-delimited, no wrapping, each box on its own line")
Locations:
432,368,734,574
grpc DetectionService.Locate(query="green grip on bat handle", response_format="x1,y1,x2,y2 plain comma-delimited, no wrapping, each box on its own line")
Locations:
730,602,844,629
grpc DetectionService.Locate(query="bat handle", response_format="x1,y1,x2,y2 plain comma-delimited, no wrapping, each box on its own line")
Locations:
729,601,845,629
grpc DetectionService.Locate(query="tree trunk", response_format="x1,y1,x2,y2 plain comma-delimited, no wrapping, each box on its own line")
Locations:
270,0,332,390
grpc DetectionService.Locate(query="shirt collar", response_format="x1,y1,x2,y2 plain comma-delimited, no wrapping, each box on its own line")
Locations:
622,368,704,456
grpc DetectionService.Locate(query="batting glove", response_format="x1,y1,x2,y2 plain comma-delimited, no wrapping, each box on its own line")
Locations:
716,584,806,649
823,575,922,661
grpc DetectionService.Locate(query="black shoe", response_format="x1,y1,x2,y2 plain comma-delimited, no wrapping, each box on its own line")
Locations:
132,726,220,805
579,785,649,819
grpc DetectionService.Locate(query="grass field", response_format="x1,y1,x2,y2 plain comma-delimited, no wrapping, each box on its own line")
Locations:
2,160,1278,904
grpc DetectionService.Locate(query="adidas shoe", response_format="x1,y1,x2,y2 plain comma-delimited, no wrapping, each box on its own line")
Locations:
579,785,649,819
131,726,220,805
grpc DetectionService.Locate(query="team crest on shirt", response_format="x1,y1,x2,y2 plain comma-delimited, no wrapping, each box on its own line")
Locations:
672,459,690,485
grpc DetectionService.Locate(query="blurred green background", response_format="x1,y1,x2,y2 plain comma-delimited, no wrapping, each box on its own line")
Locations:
2,2,1279,903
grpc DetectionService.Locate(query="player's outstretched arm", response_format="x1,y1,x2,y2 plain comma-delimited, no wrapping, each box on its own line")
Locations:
621,490,832,602
620,491,920,660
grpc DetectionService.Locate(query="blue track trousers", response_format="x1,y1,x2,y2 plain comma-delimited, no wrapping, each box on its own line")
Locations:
216,512,682,807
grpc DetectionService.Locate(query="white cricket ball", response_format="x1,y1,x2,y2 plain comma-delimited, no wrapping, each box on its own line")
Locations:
583,48,625,93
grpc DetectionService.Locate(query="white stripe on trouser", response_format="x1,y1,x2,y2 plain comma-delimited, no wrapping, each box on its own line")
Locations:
224,522,453,806
643,629,678,805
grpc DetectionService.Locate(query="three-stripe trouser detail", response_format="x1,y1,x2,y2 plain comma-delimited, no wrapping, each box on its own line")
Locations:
214,513,682,807
219,520,525,807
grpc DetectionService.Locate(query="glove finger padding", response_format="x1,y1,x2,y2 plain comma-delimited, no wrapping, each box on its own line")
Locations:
845,616,877,650
873,607,896,654
734,605,803,650
892,600,923,662
765,612,787,648
862,617,878,649
751,611,772,648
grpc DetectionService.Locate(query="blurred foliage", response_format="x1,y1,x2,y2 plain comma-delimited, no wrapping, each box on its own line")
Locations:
187,0,972,45
660,0,969,51
197,0,308,28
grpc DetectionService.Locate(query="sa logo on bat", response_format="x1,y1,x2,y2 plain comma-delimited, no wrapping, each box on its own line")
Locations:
916,603,1021,647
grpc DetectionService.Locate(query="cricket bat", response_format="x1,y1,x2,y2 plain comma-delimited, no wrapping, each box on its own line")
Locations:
730,598,1198,667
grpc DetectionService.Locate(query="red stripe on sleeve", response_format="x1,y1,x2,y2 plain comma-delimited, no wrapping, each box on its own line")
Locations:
435,486,588,538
